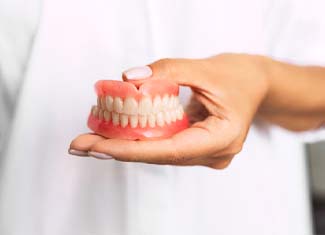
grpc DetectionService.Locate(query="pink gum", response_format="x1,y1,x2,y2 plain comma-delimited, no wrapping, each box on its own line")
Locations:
95,79,179,100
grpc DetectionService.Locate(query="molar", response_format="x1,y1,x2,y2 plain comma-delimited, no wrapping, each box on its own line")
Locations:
173,96,179,108
176,106,184,120
92,106,99,117
97,97,102,109
101,96,106,110
104,110,111,122
164,111,171,124
170,110,177,122
168,95,175,110
98,109,104,120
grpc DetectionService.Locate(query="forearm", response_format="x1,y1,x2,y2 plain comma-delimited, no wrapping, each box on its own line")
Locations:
259,57,325,130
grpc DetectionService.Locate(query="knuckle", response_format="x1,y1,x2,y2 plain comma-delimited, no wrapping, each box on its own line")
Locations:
156,58,176,76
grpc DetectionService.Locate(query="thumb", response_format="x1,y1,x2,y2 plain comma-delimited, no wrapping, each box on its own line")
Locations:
122,58,199,87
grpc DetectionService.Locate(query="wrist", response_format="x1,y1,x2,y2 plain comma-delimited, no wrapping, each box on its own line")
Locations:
257,56,325,130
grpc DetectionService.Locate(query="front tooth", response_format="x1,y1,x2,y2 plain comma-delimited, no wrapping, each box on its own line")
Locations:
156,112,165,127
162,94,169,110
148,114,156,128
123,97,138,115
120,114,128,128
98,109,104,120
114,97,123,113
92,106,99,117
164,111,171,124
176,106,184,120
112,112,119,126
138,97,152,115
106,96,114,111
139,115,147,128
104,110,111,122
170,110,177,122
152,96,162,113
130,115,138,128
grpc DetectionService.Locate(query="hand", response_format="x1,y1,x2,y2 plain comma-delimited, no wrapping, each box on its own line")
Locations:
69,53,269,169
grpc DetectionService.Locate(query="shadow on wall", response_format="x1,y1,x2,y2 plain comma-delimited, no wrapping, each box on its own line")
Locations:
307,141,325,234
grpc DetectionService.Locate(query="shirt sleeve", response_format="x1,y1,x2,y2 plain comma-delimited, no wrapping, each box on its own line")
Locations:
264,0,325,143
0,0,41,152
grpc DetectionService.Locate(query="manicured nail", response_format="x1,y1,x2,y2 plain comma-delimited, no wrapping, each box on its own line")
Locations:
68,149,89,157
88,151,113,160
123,66,152,80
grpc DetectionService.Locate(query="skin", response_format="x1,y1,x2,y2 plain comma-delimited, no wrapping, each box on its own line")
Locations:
69,53,325,169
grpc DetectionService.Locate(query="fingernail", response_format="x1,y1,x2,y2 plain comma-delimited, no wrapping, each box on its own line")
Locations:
68,149,89,157
123,66,152,80
88,151,113,160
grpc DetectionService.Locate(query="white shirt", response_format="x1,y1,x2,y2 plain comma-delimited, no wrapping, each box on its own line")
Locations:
1,0,324,234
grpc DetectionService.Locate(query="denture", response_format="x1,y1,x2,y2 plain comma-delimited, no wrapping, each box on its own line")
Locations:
87,79,189,140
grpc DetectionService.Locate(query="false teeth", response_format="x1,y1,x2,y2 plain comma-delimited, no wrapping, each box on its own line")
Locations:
91,95,185,128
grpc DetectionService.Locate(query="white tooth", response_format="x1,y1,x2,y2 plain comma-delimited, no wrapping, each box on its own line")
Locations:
138,97,152,115
164,111,171,124
168,95,175,110
104,111,111,122
120,114,128,128
113,97,123,113
98,109,104,120
170,110,177,122
176,106,184,120
152,96,162,113
156,112,165,127
92,106,99,117
162,94,169,110
174,96,180,108
148,114,156,128
97,97,101,108
101,97,106,110
106,96,114,111
112,112,119,126
139,115,147,128
123,97,138,115
130,115,138,128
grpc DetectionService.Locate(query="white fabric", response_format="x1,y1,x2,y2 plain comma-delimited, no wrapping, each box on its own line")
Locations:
0,0,40,152
1,0,325,234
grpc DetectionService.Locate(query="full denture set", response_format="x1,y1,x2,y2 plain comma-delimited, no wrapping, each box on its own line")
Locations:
88,79,189,140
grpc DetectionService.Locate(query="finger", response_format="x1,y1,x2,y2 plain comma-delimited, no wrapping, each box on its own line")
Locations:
122,65,153,87
205,155,234,169
122,58,209,89
69,133,106,154
90,116,232,164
